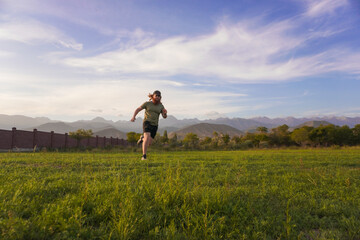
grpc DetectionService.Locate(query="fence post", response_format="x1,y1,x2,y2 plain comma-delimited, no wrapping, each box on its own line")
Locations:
11,127,16,149
50,131,54,148
87,137,90,147
104,137,106,148
65,133,68,149
33,129,37,148
96,135,98,148
117,137,119,145
110,137,113,146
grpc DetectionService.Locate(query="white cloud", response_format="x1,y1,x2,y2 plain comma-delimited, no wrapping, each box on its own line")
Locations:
63,20,300,80
159,80,185,87
192,83,215,87
0,50,15,58
303,107,360,118
62,17,359,83
0,73,248,120
0,18,82,50
204,111,227,119
4,0,356,85
333,52,360,74
91,109,103,113
305,0,348,17
1,0,148,39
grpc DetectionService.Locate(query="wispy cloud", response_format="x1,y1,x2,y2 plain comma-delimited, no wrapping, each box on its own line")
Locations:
4,0,356,84
303,90,309,96
303,107,360,118
204,111,227,119
0,50,14,58
305,0,348,17
63,20,300,79
0,18,82,50
62,16,359,83
0,72,247,120
91,109,103,113
1,0,141,38
158,80,185,87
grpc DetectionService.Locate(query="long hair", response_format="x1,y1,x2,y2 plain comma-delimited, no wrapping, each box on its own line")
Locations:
148,93,162,103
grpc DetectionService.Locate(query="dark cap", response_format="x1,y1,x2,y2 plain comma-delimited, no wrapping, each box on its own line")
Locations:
153,90,161,96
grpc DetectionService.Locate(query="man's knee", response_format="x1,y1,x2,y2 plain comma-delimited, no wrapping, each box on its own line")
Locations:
144,133,153,144
143,133,150,141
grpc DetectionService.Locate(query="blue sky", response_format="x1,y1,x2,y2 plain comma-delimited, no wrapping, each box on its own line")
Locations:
1,0,360,121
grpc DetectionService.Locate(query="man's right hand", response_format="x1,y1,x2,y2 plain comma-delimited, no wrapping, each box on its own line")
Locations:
131,117,136,122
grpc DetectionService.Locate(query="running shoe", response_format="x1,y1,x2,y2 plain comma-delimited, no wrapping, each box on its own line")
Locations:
137,135,144,145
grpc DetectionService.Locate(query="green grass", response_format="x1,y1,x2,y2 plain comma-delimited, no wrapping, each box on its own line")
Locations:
0,148,360,239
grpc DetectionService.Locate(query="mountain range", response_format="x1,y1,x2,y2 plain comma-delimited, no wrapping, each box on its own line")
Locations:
1,114,359,139
169,123,244,139
249,116,360,128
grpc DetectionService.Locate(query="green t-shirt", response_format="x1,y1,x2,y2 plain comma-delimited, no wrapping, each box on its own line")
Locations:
141,101,165,126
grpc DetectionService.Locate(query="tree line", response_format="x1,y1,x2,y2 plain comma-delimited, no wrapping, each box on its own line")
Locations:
127,124,360,150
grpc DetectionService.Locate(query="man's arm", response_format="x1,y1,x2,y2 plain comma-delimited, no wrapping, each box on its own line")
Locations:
161,108,167,119
131,107,143,122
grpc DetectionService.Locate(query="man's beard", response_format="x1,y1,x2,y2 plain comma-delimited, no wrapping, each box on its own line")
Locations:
152,98,160,104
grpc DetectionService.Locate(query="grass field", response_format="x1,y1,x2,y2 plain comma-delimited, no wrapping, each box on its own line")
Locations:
0,148,359,239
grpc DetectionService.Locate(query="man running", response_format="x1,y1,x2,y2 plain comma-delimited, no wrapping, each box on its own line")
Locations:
131,90,167,160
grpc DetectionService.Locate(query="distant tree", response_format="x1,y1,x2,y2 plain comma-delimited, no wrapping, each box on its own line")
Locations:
229,136,242,149
161,130,169,144
278,124,290,133
242,132,257,147
151,134,162,146
255,127,269,147
334,125,353,146
231,136,242,144
222,134,230,145
243,139,254,148
291,127,312,146
353,124,360,145
309,124,336,147
254,132,269,146
211,131,220,148
169,133,178,148
242,132,255,141
269,124,291,146
69,129,93,147
200,136,212,145
127,132,142,144
256,126,268,133
183,133,199,149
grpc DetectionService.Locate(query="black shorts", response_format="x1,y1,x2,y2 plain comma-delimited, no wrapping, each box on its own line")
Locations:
143,121,158,139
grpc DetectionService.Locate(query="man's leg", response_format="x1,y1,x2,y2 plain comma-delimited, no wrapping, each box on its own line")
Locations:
142,132,152,158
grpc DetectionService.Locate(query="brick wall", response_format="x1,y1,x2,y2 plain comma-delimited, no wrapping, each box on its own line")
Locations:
0,128,128,150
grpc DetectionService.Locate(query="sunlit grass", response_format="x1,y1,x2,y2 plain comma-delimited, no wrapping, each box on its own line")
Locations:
0,149,359,239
